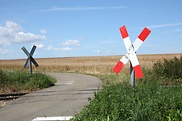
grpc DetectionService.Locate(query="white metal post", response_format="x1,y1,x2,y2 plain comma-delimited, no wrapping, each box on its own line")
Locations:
130,62,135,87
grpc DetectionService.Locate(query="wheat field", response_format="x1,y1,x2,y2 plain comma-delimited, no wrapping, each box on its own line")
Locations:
0,54,181,75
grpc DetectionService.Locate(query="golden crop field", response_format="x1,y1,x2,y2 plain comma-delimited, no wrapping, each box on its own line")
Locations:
0,54,181,75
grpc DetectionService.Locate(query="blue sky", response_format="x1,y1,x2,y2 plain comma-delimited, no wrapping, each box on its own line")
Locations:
0,0,182,59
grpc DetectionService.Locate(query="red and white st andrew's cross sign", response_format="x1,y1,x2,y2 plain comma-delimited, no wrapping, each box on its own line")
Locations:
113,26,151,78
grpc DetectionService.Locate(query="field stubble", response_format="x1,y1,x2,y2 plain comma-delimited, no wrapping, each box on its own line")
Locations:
0,54,181,75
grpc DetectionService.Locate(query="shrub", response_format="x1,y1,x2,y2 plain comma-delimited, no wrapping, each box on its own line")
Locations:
0,70,56,93
0,69,8,87
25,73,56,90
152,56,182,79
151,55,182,86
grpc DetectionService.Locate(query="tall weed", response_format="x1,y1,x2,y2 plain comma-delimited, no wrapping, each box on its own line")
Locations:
153,56,182,79
152,55,182,85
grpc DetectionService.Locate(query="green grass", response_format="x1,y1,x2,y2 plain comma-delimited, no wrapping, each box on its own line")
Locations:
72,56,182,121
73,82,182,121
0,70,56,93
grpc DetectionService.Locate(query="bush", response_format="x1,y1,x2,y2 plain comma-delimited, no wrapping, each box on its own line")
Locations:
25,73,56,90
153,56,182,79
151,56,182,86
0,70,56,93
0,69,8,87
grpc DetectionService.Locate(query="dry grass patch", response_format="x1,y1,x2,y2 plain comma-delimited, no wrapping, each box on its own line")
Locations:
0,54,181,75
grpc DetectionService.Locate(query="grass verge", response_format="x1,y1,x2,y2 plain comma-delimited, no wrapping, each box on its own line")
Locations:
72,82,182,121
0,69,56,93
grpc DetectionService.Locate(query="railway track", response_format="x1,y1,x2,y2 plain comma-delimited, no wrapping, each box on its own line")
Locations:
0,93,28,101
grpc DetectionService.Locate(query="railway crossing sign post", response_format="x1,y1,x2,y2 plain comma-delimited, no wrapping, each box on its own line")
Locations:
113,25,151,87
22,45,39,74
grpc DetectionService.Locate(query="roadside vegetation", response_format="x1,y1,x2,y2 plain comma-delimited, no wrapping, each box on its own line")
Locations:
0,54,181,120
0,70,56,93
72,56,182,121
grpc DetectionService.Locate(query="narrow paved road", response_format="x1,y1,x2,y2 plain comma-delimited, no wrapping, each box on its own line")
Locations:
0,73,102,121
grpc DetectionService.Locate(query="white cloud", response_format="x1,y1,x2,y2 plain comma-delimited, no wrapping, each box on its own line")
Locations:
93,49,112,54
47,45,54,50
46,45,73,51
148,22,182,29
5,21,22,32
62,39,80,46
0,21,46,46
40,29,46,34
38,6,128,12
61,47,73,51
0,49,13,55
175,29,182,32
93,50,102,53
15,32,46,43
34,43,44,48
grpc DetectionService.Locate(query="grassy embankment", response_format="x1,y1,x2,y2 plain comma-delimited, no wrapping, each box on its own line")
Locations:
0,70,56,94
72,55,182,121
